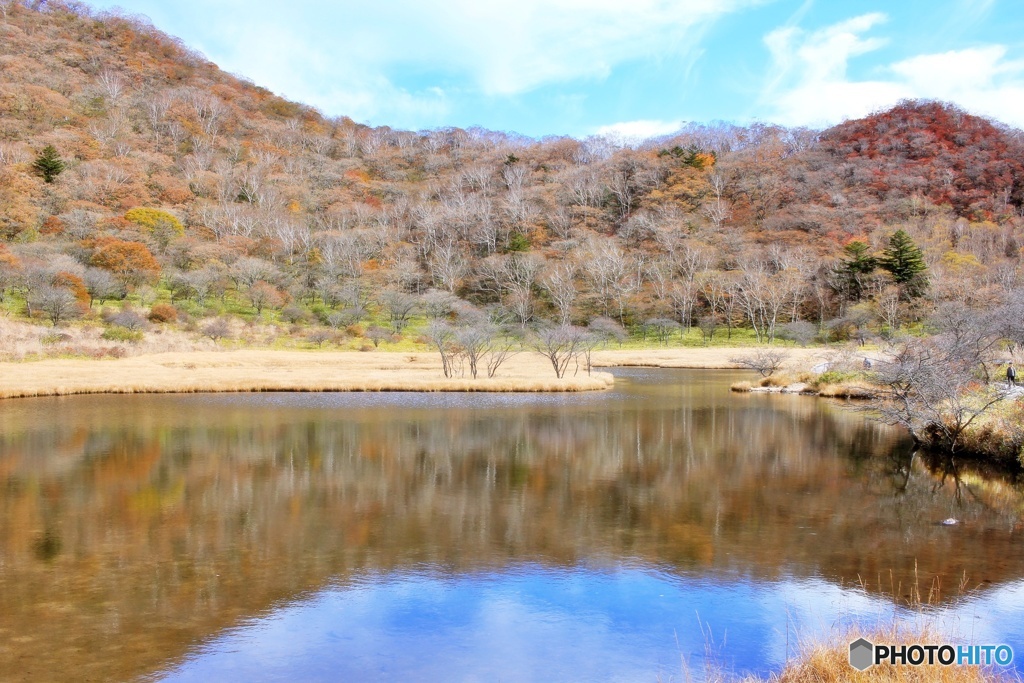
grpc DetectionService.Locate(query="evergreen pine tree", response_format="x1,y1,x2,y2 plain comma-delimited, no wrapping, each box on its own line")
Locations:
838,240,876,300
32,145,65,183
879,229,927,297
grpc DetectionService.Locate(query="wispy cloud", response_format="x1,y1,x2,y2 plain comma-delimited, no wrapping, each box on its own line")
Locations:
341,0,758,97
759,12,1024,128
889,46,1024,124
103,0,757,129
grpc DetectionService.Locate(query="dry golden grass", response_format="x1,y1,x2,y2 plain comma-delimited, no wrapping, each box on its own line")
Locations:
591,347,824,370
741,633,1017,683
0,317,214,360
731,381,754,392
0,350,614,399
817,382,877,399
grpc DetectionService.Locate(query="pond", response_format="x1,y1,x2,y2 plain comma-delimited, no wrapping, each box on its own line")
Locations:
0,369,1022,682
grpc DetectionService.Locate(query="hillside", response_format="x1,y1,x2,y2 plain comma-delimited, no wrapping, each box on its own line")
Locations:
1,0,1024,360
820,100,1024,219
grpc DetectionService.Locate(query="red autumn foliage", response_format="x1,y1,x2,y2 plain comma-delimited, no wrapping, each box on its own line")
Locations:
820,100,1024,219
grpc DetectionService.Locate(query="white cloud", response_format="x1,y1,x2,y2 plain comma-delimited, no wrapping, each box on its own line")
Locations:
760,13,1024,128
594,119,684,143
889,47,1024,124
348,0,756,97
93,0,757,129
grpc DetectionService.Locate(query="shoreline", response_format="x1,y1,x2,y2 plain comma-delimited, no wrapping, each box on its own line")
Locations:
0,346,826,400
590,346,825,369
0,350,614,399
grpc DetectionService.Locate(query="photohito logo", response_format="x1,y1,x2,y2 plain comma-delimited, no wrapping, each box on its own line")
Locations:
849,638,1014,671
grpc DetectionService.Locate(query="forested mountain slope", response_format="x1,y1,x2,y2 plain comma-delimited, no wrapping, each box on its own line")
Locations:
1,0,1023,355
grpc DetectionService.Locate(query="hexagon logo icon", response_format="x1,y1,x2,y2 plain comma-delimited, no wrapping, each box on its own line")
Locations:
850,638,874,671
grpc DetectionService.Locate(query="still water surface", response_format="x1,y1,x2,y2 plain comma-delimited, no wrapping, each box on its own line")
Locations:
1,369,1023,681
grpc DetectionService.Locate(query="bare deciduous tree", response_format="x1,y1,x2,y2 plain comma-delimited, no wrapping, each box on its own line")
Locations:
477,253,544,327
202,317,232,341
541,262,578,326
381,290,418,333
530,325,589,379
425,320,460,378
84,267,121,308
366,325,392,348
729,348,790,377
31,286,80,326
870,336,1008,452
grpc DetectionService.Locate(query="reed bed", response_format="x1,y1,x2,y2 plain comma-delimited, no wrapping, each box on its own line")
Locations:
817,382,878,399
0,350,614,399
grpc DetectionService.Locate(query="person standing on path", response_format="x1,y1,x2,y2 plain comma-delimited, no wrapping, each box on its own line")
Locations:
1008,361,1017,387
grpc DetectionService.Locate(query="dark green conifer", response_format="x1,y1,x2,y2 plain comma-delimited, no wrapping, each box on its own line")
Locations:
32,145,65,183
879,229,928,297
839,240,876,300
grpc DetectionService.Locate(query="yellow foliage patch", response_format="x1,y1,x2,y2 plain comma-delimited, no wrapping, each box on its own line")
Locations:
123,207,185,236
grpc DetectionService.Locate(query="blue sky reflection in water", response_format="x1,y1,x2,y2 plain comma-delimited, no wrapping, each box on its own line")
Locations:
4,369,1024,681
160,565,1024,682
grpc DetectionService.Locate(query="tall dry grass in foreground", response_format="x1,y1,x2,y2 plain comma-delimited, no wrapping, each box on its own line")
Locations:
742,633,1018,683
674,626,1020,683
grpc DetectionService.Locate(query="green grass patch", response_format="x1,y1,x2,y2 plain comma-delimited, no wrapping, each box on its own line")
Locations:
101,327,144,343
814,369,867,386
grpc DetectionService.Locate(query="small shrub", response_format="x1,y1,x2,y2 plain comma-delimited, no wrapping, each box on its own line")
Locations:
325,311,347,329
729,348,790,377
41,332,72,345
307,329,334,348
201,318,232,341
109,309,148,331
280,305,309,324
815,370,864,387
101,327,144,343
148,303,178,323
366,325,393,348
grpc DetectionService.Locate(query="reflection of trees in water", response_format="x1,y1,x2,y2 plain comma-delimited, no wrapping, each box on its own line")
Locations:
0,394,1022,680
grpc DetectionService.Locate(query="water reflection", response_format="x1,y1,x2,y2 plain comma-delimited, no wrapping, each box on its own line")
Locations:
0,369,1022,681
159,567,1024,683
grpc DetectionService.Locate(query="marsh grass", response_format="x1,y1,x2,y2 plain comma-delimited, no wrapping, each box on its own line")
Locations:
748,635,1016,683
0,350,615,399
952,400,1024,465
817,382,877,399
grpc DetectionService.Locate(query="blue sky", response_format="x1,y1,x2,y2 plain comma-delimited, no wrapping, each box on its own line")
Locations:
87,0,1024,139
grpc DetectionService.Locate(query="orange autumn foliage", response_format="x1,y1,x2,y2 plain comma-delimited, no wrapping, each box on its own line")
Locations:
88,237,161,286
